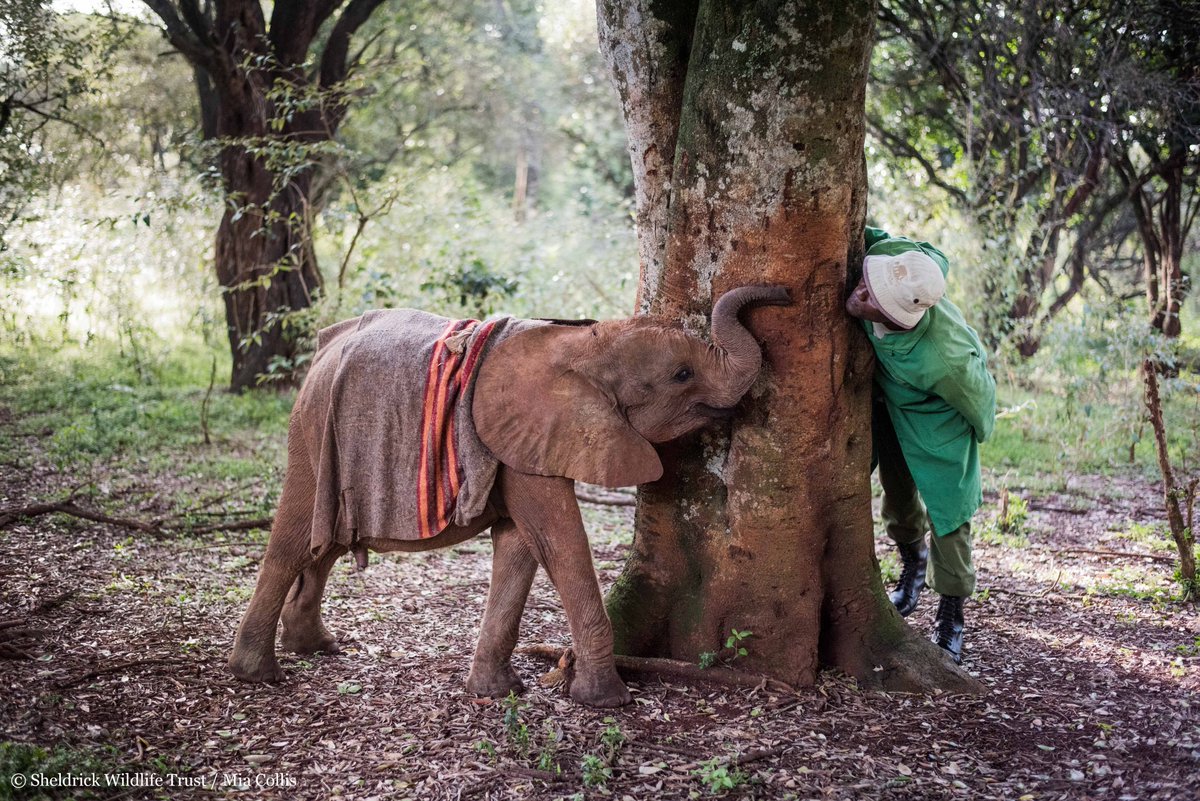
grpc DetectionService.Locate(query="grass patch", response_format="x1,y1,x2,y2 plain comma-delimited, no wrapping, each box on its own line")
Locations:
1113,521,1176,553
984,372,1198,481
1084,565,1178,602
0,342,289,517
0,741,171,801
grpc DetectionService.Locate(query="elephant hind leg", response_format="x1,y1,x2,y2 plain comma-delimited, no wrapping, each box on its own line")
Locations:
467,519,538,698
280,545,347,655
228,452,316,683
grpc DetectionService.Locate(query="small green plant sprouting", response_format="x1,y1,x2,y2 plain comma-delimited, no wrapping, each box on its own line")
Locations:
535,721,561,773
501,691,531,755
979,489,1029,545
599,717,625,759
474,739,498,763
699,628,754,668
1174,636,1200,657
724,629,752,661
576,718,624,787
693,757,748,795
581,754,612,788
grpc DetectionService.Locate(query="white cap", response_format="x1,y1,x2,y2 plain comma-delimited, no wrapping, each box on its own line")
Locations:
863,250,946,329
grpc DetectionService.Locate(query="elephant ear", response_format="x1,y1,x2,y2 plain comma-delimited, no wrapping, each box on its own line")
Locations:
473,324,663,488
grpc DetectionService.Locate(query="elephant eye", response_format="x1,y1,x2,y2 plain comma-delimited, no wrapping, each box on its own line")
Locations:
673,366,693,383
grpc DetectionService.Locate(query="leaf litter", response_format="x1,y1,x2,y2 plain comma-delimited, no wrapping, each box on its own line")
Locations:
1,437,1197,799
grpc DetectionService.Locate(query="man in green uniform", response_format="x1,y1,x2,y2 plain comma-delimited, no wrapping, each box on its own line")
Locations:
845,227,997,664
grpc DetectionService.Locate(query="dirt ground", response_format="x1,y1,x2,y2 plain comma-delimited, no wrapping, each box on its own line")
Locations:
2,437,1199,800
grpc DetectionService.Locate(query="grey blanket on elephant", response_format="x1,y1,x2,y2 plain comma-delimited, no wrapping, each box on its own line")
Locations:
301,309,542,557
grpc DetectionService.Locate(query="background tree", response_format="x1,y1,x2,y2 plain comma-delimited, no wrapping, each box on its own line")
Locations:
598,0,975,691
0,2,125,254
871,0,1142,356
1111,0,1200,341
870,0,1200,359
140,0,390,390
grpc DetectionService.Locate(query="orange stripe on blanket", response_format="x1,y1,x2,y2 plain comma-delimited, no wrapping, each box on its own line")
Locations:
417,319,500,539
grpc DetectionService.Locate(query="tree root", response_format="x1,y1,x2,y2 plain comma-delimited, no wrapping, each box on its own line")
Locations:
518,643,796,694
861,635,985,695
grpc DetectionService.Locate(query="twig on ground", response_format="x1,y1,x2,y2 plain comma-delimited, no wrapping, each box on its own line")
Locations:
986,572,1065,599
56,657,193,690
627,740,710,760
0,501,158,532
186,517,274,534
1026,502,1089,515
1048,547,1175,564
733,744,789,766
31,590,79,614
0,498,272,536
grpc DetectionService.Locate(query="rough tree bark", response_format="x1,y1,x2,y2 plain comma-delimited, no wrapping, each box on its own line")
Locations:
598,0,978,692
142,0,386,390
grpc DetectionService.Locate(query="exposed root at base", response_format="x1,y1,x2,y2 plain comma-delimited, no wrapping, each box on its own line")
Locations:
518,643,797,694
857,635,985,695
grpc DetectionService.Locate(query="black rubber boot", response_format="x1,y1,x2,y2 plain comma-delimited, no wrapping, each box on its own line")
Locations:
932,595,965,664
888,540,927,617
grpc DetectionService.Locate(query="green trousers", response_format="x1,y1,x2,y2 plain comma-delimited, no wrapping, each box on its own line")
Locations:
873,398,976,597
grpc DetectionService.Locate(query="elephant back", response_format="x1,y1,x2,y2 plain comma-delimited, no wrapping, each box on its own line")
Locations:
301,310,545,558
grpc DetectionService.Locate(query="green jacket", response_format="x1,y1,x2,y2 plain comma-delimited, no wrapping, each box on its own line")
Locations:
863,227,997,535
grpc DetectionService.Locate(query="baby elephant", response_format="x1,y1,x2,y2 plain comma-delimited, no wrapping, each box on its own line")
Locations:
227,286,788,707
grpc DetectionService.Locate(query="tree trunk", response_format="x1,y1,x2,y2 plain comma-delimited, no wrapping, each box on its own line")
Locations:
146,0,385,390
213,150,322,391
599,0,978,693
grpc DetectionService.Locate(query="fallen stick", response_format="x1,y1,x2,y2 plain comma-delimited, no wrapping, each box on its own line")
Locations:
56,657,190,690
517,643,796,694
1026,502,1089,515
1046,547,1175,564
733,745,788,766
186,517,274,534
0,501,157,532
0,499,272,536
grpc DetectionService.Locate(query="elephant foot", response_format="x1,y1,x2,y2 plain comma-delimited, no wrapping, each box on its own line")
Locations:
228,650,286,684
466,662,526,698
280,624,341,655
569,667,632,708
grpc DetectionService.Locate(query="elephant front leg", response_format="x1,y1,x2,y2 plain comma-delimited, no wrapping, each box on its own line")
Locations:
280,545,347,655
501,470,632,708
467,520,538,697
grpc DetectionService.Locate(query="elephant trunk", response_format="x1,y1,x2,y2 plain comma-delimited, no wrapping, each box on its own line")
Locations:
708,285,790,406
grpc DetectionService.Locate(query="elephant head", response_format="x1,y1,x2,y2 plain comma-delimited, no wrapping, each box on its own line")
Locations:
473,285,790,487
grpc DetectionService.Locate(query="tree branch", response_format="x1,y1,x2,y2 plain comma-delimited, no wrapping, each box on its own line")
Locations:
140,0,216,71
867,116,970,205
320,0,388,89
